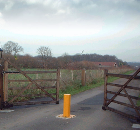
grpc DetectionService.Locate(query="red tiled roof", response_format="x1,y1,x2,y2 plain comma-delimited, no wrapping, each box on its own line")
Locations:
92,62,117,67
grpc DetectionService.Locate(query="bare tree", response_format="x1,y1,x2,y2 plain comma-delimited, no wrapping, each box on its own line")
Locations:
60,53,71,68
2,41,23,55
37,46,52,68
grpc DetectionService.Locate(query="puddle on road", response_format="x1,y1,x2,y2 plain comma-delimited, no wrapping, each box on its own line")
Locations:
132,124,140,128
0,110,14,113
78,107,91,111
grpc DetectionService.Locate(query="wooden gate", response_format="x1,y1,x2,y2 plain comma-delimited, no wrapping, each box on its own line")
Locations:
1,59,60,108
102,68,140,121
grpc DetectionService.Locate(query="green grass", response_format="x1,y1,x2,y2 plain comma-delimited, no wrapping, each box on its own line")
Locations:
7,68,57,102
7,68,135,102
137,95,140,106
59,79,104,99
59,70,135,99
107,70,135,83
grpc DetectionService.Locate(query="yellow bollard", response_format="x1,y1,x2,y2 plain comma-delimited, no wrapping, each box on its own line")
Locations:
63,94,71,117
56,94,75,119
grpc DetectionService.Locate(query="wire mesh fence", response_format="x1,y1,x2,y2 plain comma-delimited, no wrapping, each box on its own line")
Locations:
5,64,133,103
59,67,132,89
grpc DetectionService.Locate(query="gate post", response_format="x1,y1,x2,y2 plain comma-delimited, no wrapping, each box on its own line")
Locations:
0,66,4,109
56,69,60,104
102,69,108,110
81,68,86,86
4,60,8,102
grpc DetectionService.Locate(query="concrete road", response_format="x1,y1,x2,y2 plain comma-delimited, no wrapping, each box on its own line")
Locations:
0,78,140,130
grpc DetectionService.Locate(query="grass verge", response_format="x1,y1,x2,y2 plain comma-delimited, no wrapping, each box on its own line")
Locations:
59,70,135,99
137,95,140,106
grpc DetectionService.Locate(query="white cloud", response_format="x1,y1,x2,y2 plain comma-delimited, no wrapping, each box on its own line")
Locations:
0,0,140,61
4,0,14,11
43,0,52,6
5,22,103,37
91,3,97,8
52,0,62,8
73,0,80,4
25,0,41,4
25,0,52,5
0,18,5,25
0,12,5,28
56,9,66,15
0,12,2,17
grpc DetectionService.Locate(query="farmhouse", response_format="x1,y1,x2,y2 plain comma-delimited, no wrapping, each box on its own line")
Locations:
93,62,117,67
67,61,117,69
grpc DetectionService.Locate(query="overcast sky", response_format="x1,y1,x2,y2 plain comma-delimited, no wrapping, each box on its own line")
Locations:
0,0,140,62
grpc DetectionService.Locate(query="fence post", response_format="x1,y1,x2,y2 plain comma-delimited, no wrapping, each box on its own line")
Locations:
102,69,108,110
71,70,74,81
81,68,86,86
56,69,60,104
0,66,3,109
36,74,38,79
4,61,8,102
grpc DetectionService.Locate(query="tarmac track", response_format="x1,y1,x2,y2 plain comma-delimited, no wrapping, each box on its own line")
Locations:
0,77,140,130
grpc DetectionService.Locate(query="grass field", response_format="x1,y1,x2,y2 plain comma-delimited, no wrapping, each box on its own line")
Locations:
7,67,134,102
59,69,135,99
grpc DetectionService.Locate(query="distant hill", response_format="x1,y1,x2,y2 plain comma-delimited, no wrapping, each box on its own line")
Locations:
3,53,128,69
57,53,127,65
127,62,140,68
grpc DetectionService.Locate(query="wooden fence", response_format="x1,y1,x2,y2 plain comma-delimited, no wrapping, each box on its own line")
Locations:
102,68,140,121
0,61,87,108
1,60,60,108
0,59,133,109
